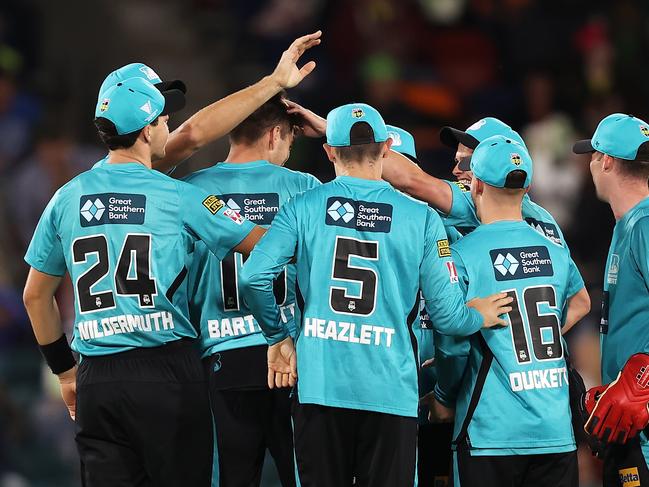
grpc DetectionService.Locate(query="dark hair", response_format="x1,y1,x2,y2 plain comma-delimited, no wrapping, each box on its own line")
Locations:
616,157,649,182
229,90,294,145
504,169,528,189
94,117,159,150
333,122,384,164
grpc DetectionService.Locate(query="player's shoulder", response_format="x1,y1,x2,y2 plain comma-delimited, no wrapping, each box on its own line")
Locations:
265,163,321,189
181,164,220,185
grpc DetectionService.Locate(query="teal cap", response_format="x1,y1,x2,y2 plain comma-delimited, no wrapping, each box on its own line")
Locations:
440,117,526,170
95,77,184,135
471,135,533,189
386,125,417,160
573,113,649,161
98,62,186,101
326,103,388,147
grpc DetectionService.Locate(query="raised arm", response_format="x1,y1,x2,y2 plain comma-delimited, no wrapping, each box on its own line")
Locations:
156,31,322,171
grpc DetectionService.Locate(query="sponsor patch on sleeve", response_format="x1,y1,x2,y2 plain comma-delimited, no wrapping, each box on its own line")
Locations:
202,195,224,215
437,239,451,257
619,467,640,487
223,208,244,225
446,261,459,283
452,181,470,192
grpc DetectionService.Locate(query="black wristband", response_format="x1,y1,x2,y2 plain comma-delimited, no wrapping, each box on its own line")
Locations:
40,334,77,374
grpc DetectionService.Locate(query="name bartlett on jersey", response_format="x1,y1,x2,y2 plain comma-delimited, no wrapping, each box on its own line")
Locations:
207,303,296,339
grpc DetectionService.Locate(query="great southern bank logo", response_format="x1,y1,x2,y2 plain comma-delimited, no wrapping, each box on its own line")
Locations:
327,200,355,223
493,253,519,276
80,198,106,222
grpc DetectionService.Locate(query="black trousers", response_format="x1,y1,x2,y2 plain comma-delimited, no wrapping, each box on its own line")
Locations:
418,422,453,487
209,387,296,487
602,437,649,486
75,339,213,487
291,400,418,487
453,448,578,487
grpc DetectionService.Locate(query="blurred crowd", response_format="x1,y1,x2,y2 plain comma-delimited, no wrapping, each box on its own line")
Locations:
1,0,648,485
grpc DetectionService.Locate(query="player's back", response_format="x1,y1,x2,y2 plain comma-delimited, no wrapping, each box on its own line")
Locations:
288,176,440,417
451,220,581,452
27,162,244,356
183,160,319,357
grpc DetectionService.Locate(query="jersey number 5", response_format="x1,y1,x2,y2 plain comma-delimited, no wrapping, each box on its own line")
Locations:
505,285,563,364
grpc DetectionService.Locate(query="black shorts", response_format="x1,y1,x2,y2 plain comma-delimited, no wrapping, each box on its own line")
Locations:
418,422,453,487
602,437,649,486
453,448,578,487
206,347,295,487
291,399,418,487
75,339,213,487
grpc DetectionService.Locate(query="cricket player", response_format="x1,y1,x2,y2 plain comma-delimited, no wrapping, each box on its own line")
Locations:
573,114,649,485
183,92,320,487
430,135,590,487
239,103,514,486
386,124,458,487
22,77,264,487
93,31,321,172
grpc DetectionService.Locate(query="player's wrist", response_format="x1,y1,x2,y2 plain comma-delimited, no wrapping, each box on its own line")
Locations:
261,74,283,94
40,333,77,375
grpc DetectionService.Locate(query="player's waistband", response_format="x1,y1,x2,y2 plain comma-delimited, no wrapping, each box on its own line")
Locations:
80,337,197,362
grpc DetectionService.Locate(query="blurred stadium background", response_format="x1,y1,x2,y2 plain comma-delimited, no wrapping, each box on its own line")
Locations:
0,0,646,485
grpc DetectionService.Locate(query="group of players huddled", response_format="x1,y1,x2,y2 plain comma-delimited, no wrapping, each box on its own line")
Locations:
21,31,649,487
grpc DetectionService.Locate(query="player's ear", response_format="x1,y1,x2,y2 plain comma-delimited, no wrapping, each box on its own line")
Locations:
323,143,336,163
381,138,393,158
270,125,282,150
142,125,152,144
602,154,615,172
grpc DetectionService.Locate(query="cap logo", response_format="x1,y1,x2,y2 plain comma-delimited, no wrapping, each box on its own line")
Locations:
139,66,160,81
352,108,364,118
467,119,487,131
140,100,152,115
511,153,522,166
387,131,402,147
640,125,649,137
99,98,110,112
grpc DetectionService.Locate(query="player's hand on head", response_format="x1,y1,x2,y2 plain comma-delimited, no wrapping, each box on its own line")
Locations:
57,365,78,420
285,100,326,138
468,292,513,328
267,337,297,389
585,353,649,445
271,31,321,89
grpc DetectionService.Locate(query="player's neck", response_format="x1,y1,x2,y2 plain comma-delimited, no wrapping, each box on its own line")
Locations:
607,180,649,220
335,161,382,181
478,201,523,224
107,148,152,169
225,145,272,165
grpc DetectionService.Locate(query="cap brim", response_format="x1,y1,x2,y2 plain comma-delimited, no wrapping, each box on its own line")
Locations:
155,79,187,94
573,139,594,154
160,89,186,116
440,126,480,149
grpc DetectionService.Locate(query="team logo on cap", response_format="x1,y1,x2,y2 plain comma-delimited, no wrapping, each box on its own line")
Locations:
352,108,364,118
511,153,522,166
139,66,160,81
99,98,110,112
467,119,486,131
387,131,402,147
640,125,649,137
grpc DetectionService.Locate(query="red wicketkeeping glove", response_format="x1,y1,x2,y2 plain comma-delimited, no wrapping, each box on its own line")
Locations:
585,353,649,444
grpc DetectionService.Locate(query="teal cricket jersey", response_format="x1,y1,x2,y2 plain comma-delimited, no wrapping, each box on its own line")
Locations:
24,162,254,356
240,176,483,418
182,160,320,358
601,197,649,384
443,180,565,246
436,220,584,454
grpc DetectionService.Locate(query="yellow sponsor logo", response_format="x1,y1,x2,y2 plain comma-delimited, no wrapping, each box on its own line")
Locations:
437,239,451,257
202,195,224,215
452,181,469,193
619,467,640,487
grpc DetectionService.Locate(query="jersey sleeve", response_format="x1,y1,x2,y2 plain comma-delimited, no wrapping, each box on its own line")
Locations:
179,183,255,261
566,257,585,298
420,208,482,336
441,180,480,230
24,190,67,276
630,217,649,290
240,198,299,345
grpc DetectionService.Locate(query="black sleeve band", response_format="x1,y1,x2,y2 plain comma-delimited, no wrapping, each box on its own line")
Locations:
39,334,77,374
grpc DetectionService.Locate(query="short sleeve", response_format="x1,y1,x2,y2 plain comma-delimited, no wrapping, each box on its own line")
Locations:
179,183,255,261
442,180,480,230
24,190,67,276
630,217,649,289
566,257,585,298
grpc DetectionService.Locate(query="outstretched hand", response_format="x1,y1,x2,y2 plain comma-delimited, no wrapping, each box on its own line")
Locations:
267,336,297,389
271,31,322,89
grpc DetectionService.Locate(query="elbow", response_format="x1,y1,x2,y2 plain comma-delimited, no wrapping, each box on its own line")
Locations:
176,120,202,152
23,284,41,311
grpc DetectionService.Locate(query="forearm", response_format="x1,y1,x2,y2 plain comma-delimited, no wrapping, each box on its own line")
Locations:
563,287,591,334
427,294,483,336
433,332,470,406
382,151,453,213
24,294,64,345
156,76,282,170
